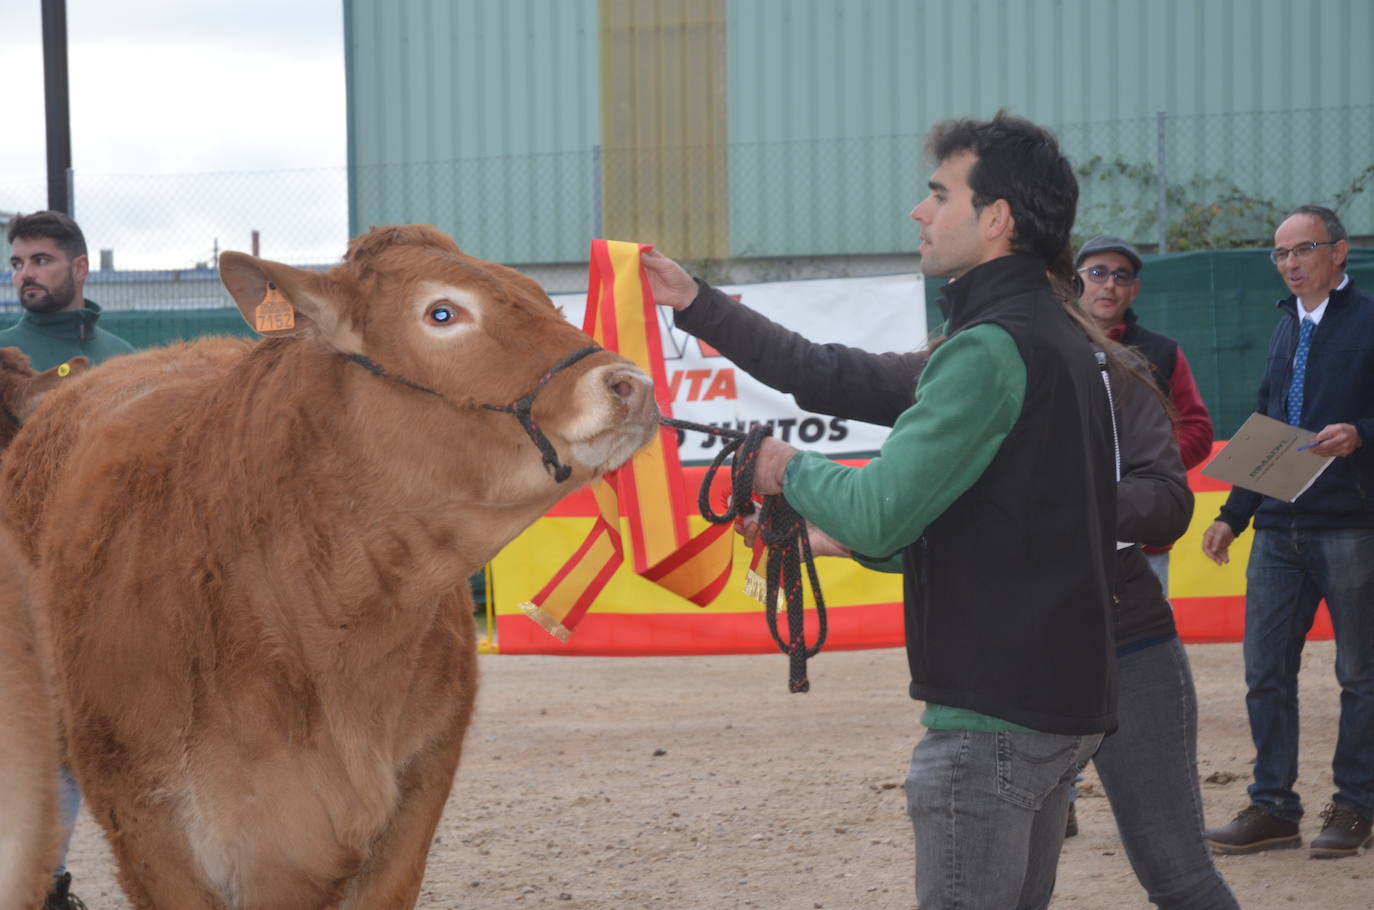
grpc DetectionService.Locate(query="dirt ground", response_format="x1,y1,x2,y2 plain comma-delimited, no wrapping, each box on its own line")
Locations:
63,640,1368,909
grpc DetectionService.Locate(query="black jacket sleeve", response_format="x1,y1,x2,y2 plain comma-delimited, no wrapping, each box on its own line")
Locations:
672,280,923,427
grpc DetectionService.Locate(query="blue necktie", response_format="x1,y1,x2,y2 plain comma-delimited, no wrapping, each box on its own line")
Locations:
1286,316,1315,424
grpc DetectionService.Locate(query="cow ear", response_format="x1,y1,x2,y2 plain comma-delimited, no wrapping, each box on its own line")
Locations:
13,357,88,422
219,251,362,353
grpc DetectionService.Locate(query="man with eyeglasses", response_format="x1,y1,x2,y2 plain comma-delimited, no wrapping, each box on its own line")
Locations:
1075,235,1214,591
1202,205,1374,860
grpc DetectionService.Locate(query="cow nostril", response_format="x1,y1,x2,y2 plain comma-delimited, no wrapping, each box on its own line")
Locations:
611,379,634,400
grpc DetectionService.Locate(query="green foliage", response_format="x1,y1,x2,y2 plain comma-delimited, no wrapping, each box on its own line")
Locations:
1333,164,1374,215
1073,155,1280,252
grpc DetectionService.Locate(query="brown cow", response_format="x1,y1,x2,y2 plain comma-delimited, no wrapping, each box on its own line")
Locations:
0,524,55,910
0,226,658,909
0,349,86,910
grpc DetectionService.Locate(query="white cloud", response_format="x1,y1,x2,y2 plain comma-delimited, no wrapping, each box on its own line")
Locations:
2,0,347,270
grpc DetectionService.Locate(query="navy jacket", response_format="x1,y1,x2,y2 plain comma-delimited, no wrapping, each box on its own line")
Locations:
1218,278,1374,532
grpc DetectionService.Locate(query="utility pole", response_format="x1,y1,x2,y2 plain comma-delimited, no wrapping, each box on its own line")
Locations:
42,0,73,216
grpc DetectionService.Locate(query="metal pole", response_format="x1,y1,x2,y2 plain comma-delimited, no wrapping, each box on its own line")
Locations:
1155,111,1167,254
42,0,73,216
592,145,603,238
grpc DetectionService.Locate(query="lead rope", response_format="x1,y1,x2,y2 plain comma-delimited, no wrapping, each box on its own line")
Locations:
662,417,827,692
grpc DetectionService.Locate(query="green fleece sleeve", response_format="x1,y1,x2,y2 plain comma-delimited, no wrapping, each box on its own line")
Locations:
780,323,1025,558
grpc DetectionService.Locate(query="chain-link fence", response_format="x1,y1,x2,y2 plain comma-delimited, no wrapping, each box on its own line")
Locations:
2,104,1370,313
1065,105,1374,253
0,167,348,311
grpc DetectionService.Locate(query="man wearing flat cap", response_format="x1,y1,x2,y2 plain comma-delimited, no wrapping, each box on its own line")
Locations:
1076,234,1214,589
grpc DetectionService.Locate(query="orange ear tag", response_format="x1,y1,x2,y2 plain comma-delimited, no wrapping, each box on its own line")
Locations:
254,283,296,333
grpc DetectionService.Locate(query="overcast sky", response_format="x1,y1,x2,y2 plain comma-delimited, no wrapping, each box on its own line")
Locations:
2,0,348,269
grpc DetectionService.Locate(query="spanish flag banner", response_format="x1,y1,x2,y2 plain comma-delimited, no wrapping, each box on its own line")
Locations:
516,240,739,640
490,266,1332,653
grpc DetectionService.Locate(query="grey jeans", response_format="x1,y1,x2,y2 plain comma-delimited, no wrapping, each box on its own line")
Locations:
1095,637,1239,909
905,727,1101,909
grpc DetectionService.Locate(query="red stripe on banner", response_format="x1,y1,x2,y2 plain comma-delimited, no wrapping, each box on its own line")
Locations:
543,461,869,519
635,248,677,418
1171,596,1333,643
528,518,615,603
558,546,626,631
685,561,735,607
496,601,904,656
615,442,653,568
1191,440,1233,493
641,521,732,581
497,595,1336,656
588,240,621,352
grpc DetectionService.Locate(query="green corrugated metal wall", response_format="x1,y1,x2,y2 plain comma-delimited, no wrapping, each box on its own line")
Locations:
345,0,600,262
344,0,1374,263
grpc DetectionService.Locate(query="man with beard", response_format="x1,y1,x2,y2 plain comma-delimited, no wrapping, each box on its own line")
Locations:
5,210,133,370
4,209,130,910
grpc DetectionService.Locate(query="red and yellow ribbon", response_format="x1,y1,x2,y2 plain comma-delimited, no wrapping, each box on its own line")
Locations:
518,240,738,640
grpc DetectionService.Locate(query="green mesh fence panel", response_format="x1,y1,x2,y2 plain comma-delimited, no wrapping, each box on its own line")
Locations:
1132,248,1374,438
925,248,1374,439
0,307,255,349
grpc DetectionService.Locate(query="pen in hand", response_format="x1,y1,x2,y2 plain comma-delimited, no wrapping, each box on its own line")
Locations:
1297,439,1321,452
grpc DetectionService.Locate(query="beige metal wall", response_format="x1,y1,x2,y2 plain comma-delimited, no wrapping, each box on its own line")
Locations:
599,0,729,259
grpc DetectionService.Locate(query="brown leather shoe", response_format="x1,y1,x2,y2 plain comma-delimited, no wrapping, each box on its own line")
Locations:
1310,803,1374,859
1205,804,1301,854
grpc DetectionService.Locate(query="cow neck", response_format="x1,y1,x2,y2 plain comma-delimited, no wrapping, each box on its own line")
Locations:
342,345,603,483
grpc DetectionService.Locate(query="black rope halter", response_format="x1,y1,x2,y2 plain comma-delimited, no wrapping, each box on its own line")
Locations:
345,349,828,689
344,344,603,483
663,417,828,693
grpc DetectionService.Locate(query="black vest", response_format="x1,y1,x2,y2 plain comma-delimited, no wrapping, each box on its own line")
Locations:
1118,310,1179,398
904,254,1118,735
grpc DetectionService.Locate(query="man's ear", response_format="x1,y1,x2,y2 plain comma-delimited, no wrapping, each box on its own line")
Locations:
72,253,89,285
981,198,1014,243
1334,238,1350,269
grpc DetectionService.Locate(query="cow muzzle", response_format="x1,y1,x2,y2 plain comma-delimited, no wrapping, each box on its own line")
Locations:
558,361,658,475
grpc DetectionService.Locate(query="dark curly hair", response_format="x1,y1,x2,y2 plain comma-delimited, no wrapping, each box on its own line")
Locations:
925,110,1078,286
6,210,87,260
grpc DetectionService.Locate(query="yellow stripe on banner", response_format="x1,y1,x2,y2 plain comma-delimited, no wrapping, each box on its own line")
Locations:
539,524,621,624
650,524,738,600
607,241,652,368
495,516,903,617
1168,490,1252,599
600,239,683,568
625,433,680,565
592,477,622,526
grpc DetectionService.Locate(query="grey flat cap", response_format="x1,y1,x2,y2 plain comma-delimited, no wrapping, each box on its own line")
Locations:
1075,234,1143,272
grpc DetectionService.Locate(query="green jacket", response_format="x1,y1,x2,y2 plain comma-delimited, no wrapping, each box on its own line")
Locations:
0,299,135,370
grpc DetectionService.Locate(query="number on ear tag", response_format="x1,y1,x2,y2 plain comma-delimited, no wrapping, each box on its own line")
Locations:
255,283,296,333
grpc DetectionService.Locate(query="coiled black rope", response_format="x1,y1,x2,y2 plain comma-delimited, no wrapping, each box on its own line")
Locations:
661,417,828,693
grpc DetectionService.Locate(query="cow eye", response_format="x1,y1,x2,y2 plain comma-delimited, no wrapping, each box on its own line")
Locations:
426,300,467,326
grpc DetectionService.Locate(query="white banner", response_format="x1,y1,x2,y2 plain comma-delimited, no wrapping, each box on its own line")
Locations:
553,272,926,462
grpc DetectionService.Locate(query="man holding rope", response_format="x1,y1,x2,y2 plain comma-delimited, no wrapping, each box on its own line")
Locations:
645,112,1117,909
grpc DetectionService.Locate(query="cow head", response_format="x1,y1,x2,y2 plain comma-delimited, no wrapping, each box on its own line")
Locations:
218,226,658,511
0,348,88,448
